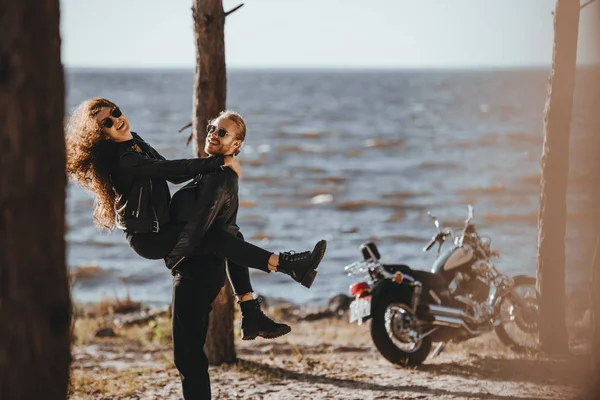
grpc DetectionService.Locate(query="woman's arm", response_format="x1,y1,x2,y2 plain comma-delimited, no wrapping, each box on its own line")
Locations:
127,132,241,181
118,151,225,178
165,157,241,184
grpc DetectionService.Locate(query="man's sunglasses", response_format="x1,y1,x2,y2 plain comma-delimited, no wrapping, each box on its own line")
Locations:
101,107,122,129
206,124,228,138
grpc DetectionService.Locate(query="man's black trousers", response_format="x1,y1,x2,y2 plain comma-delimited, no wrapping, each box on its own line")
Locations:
172,255,226,400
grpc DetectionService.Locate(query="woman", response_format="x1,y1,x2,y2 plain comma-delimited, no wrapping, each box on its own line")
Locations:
66,97,326,340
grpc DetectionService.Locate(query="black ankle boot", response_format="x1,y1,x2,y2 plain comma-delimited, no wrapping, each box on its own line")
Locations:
240,299,291,340
277,240,327,288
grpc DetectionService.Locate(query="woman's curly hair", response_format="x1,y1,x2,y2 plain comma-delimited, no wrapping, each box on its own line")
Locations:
65,97,119,231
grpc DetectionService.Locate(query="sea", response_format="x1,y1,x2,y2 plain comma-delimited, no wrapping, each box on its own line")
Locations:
65,67,600,306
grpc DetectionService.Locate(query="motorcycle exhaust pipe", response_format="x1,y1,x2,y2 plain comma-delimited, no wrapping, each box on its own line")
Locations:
431,315,474,335
426,304,468,318
425,304,476,324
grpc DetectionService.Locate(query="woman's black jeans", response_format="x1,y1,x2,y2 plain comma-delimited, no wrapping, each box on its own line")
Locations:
126,221,271,295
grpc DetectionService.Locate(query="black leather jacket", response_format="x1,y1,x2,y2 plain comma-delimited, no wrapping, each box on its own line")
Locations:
167,167,240,259
109,132,224,233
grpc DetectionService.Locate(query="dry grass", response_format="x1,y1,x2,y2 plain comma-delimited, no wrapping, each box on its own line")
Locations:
73,317,106,346
145,317,173,347
71,265,106,283
74,314,174,349
73,295,168,348
69,366,172,399
97,297,142,316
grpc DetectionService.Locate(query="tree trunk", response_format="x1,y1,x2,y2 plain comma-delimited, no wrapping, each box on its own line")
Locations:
192,0,236,365
204,262,236,363
592,237,600,390
590,7,600,390
0,1,72,399
192,0,227,159
536,0,579,355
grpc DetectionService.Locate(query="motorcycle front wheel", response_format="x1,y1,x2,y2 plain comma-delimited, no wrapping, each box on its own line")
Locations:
494,275,540,352
370,294,431,366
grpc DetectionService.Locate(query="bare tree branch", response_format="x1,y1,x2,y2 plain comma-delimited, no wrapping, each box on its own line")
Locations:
225,3,244,17
581,0,597,10
178,121,193,133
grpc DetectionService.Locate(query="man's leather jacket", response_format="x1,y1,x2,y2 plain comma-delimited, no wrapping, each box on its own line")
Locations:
167,167,240,260
109,132,224,233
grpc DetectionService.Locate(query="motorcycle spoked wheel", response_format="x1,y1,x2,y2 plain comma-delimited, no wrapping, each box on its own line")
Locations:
370,294,431,366
494,276,540,352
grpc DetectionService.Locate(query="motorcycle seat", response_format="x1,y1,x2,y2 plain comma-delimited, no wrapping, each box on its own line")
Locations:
382,264,412,275
383,264,447,289
411,270,447,289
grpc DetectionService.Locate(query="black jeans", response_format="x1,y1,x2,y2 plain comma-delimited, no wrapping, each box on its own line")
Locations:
172,255,226,400
126,223,270,295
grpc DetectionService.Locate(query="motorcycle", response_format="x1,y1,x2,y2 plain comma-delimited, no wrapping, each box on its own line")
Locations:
345,205,539,366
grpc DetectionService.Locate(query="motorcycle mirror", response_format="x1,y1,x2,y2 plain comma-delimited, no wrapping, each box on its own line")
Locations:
427,211,441,232
465,204,474,224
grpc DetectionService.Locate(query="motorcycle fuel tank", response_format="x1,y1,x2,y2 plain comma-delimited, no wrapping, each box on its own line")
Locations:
431,245,475,275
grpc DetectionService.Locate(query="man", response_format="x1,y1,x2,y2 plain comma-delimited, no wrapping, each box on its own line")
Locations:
165,111,327,399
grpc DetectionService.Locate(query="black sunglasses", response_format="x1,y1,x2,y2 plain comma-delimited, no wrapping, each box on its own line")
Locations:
101,107,122,129
206,124,228,138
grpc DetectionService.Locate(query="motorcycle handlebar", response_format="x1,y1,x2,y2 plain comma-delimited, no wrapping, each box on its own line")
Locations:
423,238,436,252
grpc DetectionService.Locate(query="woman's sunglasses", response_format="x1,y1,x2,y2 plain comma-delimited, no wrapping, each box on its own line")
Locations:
101,107,122,129
206,124,228,138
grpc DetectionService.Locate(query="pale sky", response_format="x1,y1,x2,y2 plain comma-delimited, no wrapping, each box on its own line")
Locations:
60,0,598,69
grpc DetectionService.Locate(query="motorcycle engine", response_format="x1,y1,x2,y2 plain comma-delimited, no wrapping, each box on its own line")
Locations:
450,272,490,303
463,277,490,303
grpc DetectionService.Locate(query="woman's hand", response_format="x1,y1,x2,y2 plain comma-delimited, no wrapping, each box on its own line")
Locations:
223,155,242,178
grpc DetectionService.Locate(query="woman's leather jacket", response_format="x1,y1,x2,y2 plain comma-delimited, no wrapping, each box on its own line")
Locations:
109,132,224,233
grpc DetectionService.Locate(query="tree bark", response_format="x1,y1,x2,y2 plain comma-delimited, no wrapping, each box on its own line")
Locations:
536,0,580,355
0,1,72,399
192,0,227,158
204,262,236,364
590,6,600,392
591,237,600,389
192,0,236,365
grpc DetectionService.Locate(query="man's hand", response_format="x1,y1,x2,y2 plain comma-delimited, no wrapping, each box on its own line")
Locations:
223,155,242,178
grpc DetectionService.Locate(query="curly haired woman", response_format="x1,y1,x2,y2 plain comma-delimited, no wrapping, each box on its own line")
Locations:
65,97,326,342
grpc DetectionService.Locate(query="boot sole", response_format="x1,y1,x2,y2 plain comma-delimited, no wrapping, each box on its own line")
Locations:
241,326,292,341
300,240,327,289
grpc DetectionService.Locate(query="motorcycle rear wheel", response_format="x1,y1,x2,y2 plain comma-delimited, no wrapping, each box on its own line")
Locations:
370,294,431,366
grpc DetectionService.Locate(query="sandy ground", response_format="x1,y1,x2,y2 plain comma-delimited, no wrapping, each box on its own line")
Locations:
69,314,592,400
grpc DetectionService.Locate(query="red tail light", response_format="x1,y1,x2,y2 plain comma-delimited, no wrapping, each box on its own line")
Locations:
349,281,370,297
